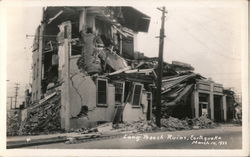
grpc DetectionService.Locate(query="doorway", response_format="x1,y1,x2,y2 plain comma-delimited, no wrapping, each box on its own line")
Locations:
214,95,223,122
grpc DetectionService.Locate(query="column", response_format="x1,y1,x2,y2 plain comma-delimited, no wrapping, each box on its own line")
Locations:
223,95,227,121
194,90,199,118
209,82,214,120
37,23,45,100
209,93,214,120
60,21,71,131
79,8,86,32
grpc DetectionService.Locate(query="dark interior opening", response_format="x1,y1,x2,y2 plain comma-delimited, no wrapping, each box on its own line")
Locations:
214,95,223,122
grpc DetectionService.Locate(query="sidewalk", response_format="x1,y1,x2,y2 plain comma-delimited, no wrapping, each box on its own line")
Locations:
7,124,241,149
7,132,105,149
7,129,131,149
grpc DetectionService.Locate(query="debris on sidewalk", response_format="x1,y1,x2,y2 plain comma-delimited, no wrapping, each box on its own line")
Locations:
112,119,158,133
188,116,216,129
7,112,21,136
90,115,216,134
19,91,62,135
161,117,190,131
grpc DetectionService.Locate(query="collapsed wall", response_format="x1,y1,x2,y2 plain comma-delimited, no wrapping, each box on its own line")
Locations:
19,91,61,135
7,111,21,136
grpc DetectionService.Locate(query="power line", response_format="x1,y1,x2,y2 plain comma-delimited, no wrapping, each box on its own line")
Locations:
169,14,241,61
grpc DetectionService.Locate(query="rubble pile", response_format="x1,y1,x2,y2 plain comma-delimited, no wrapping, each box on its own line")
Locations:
161,117,190,131
112,120,157,132
160,116,216,131
188,116,216,129
7,113,20,136
124,120,158,132
110,116,216,133
69,127,98,134
19,92,61,135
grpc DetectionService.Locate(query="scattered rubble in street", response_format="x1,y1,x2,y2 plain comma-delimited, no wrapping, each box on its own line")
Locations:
161,117,190,131
7,112,21,136
19,91,62,135
188,116,216,129
89,116,216,134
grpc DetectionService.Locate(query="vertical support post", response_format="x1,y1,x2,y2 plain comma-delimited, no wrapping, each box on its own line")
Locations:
155,7,167,127
209,93,214,120
210,83,214,120
14,83,20,109
8,96,13,109
194,90,199,118
79,8,86,32
60,21,72,131
223,95,227,121
119,35,123,55
38,19,45,100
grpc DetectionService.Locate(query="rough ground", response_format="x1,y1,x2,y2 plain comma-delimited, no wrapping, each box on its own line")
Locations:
18,92,62,135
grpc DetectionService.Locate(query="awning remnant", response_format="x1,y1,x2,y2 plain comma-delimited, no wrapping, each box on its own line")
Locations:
119,7,150,32
161,73,198,93
162,84,193,107
171,61,194,73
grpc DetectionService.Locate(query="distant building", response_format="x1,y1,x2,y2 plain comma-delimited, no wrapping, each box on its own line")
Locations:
192,79,228,122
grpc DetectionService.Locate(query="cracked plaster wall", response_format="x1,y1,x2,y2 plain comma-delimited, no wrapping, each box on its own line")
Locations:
68,57,115,128
123,92,147,122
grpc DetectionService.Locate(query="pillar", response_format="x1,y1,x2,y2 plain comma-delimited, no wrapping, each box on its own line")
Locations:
60,21,71,131
37,23,44,101
209,82,214,121
193,90,199,118
209,93,214,120
223,95,227,121
79,8,86,32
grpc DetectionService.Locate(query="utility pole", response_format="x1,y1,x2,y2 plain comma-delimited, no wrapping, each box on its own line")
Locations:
14,83,20,109
156,7,167,127
8,96,13,109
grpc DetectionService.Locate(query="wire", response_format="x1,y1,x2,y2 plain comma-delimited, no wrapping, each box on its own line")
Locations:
172,17,241,61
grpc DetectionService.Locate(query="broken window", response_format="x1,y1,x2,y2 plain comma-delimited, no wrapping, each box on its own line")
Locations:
97,78,108,106
131,83,143,106
114,81,125,104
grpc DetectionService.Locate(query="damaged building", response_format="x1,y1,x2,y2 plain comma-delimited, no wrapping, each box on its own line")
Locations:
25,6,236,132
30,6,152,131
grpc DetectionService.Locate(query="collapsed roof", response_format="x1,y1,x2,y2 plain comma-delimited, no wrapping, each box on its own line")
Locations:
43,6,150,32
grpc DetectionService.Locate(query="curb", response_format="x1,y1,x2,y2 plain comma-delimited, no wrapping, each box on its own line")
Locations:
7,136,68,149
7,126,226,148
7,133,120,149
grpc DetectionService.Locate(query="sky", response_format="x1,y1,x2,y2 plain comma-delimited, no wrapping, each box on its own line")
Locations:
5,1,246,109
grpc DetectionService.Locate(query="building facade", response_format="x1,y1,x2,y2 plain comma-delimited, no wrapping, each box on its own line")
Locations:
31,7,152,130
30,7,236,132
192,79,231,122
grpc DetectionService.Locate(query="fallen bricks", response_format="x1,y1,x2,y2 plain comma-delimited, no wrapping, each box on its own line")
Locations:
7,113,21,136
7,116,217,148
111,116,216,133
19,91,62,135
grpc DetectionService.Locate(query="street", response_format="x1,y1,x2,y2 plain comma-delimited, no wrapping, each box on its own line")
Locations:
25,126,242,149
